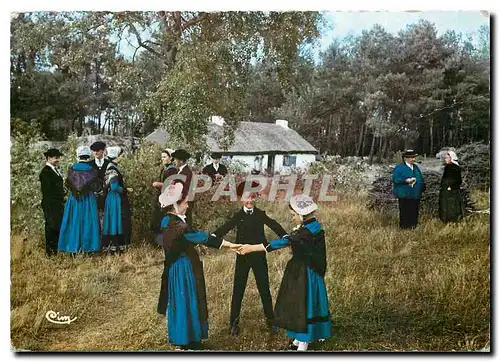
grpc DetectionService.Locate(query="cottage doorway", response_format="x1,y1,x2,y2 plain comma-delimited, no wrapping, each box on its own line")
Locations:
267,154,275,174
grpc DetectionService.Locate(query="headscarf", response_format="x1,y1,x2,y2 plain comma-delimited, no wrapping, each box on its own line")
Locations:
446,151,459,166
107,146,123,159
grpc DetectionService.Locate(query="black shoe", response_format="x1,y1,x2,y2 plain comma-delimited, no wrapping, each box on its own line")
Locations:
229,324,240,336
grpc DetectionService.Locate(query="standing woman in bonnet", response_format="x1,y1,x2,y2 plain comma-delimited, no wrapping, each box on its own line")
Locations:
239,195,332,351
439,151,464,223
58,146,101,254
102,146,132,253
156,183,241,350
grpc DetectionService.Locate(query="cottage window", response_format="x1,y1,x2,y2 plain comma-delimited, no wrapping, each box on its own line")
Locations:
283,155,297,167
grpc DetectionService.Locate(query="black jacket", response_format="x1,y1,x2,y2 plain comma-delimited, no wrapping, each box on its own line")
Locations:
90,158,111,184
440,163,462,191
39,165,65,227
213,207,287,244
202,163,228,182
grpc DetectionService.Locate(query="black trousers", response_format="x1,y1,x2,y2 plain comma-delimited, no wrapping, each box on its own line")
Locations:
42,207,63,256
230,252,274,326
398,198,421,229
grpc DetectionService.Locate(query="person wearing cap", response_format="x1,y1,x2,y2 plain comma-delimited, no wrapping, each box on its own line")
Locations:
170,149,194,225
58,146,101,254
212,180,288,336
151,148,178,243
202,152,228,183
238,195,332,352
39,148,65,256
156,183,241,350
89,141,110,220
102,146,132,253
392,150,426,229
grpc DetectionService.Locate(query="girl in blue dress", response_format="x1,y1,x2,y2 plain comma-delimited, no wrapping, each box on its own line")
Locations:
58,146,101,254
239,195,332,351
156,183,240,350
102,146,132,253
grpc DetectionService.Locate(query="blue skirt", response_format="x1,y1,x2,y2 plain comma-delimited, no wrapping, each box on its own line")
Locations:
58,193,100,253
286,268,332,342
102,192,122,236
167,255,209,346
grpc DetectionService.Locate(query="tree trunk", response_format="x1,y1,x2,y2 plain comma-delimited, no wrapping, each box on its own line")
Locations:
361,123,368,157
368,133,376,165
356,123,365,156
429,118,434,156
381,137,388,159
78,114,84,136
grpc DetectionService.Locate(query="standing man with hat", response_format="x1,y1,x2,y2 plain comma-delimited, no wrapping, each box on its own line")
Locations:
202,152,228,183
392,150,426,229
39,148,65,256
90,141,110,226
170,149,194,225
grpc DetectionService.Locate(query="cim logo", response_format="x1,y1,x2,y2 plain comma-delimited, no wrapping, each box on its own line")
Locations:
45,310,77,325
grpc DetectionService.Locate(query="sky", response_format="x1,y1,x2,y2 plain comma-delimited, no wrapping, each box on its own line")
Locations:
320,11,489,47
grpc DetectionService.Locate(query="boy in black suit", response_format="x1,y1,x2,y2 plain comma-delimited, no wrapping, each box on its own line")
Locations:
213,181,288,335
39,148,65,256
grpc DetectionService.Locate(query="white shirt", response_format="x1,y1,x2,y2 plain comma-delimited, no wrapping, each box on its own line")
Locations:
46,162,62,178
95,157,105,168
243,206,254,215
405,162,414,171
213,163,219,172
178,164,187,174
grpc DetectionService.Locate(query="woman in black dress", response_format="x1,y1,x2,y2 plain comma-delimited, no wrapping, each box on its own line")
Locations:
439,151,463,223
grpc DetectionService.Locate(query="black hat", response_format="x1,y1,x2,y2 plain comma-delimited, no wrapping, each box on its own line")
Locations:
236,180,261,198
211,152,222,159
402,149,418,158
171,149,191,161
90,141,106,151
43,148,64,158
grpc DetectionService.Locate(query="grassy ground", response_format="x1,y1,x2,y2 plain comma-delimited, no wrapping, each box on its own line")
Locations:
10,193,490,351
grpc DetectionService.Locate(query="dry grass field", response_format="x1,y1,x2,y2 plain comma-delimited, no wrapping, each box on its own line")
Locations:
10,193,490,352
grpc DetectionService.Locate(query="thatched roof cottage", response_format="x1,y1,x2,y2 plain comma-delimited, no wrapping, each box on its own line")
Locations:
145,117,317,174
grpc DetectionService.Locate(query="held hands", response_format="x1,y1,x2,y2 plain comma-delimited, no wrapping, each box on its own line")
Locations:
221,240,243,253
220,240,265,255
238,244,266,255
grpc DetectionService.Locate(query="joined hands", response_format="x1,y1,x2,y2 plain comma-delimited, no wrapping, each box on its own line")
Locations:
221,240,265,255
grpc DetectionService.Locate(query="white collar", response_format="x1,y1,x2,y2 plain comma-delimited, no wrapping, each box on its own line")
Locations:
405,162,414,170
176,214,187,223
178,164,187,173
46,162,61,176
213,163,219,171
243,206,254,214
95,157,105,166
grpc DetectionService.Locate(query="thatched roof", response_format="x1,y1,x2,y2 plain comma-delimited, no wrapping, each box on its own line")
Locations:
145,122,317,155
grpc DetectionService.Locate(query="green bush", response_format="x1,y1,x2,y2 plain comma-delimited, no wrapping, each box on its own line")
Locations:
10,132,45,238
119,141,165,244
